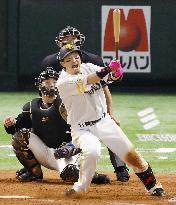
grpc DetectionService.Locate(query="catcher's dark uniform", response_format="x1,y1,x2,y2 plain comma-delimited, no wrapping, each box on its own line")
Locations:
5,96,80,178
5,97,71,148
41,50,130,182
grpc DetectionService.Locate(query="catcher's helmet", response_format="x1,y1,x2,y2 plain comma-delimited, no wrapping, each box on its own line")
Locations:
55,26,85,47
35,67,59,97
58,44,82,61
35,67,59,87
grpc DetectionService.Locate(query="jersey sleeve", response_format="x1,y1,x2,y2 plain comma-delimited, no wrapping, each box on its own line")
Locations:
15,102,32,129
86,63,115,85
4,102,32,135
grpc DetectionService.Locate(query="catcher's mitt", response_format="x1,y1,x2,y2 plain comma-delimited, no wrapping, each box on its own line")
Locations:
91,172,111,184
12,128,30,148
59,103,67,121
60,164,79,182
54,142,81,159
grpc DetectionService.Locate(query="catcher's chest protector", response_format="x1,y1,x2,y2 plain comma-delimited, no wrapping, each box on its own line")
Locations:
30,98,71,148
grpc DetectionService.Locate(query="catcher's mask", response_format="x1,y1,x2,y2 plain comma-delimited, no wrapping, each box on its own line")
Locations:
35,67,59,97
57,44,82,61
55,26,85,48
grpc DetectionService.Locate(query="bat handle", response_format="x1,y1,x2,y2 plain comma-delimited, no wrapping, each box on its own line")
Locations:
115,42,119,60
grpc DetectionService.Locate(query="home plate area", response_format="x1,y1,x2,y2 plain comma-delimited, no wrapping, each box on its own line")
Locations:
0,170,175,205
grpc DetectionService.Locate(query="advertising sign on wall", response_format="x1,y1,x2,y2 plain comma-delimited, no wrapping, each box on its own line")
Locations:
102,6,151,73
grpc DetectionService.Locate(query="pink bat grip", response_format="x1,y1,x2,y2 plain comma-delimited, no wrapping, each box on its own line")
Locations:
109,60,124,78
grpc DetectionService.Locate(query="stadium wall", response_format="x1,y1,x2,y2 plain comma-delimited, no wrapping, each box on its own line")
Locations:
0,0,175,91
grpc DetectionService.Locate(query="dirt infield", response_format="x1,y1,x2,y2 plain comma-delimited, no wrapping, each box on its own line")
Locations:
0,170,175,205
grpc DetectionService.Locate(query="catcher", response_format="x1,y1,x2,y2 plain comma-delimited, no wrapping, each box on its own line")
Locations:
41,25,130,182
4,67,110,184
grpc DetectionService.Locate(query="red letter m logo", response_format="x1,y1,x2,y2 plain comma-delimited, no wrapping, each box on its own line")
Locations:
104,8,149,52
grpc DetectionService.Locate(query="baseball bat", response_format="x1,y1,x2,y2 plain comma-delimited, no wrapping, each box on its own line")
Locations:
113,9,121,59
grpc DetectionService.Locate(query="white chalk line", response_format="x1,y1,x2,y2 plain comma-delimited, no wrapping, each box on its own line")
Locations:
0,195,57,203
0,195,32,199
137,133,176,142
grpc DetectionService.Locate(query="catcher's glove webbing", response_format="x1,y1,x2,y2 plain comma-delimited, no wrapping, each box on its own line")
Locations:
60,164,79,182
12,128,30,149
54,142,81,159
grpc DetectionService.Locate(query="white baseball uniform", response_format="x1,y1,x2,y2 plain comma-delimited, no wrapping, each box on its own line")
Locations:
57,63,134,192
28,133,79,173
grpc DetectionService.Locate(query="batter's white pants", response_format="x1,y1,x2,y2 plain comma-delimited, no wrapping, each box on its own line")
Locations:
71,114,146,192
28,133,79,173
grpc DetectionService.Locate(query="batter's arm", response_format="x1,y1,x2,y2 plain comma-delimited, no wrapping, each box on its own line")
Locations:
87,73,101,84
57,60,123,96
103,86,113,115
57,72,102,96
103,86,120,126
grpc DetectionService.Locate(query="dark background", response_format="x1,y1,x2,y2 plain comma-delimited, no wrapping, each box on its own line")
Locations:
0,0,176,91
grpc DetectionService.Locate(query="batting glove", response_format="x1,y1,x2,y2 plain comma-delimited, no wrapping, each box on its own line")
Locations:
108,60,124,78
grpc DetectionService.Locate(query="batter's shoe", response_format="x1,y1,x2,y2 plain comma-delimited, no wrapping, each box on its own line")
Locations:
16,170,43,182
148,184,165,196
115,166,130,182
91,172,111,184
152,188,165,196
64,188,76,197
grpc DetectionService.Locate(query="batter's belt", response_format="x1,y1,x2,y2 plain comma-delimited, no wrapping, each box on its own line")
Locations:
78,113,106,127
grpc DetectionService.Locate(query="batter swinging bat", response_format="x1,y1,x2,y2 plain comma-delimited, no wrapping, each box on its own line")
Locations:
113,9,121,59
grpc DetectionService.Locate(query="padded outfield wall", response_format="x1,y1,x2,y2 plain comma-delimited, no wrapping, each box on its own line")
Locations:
0,0,176,90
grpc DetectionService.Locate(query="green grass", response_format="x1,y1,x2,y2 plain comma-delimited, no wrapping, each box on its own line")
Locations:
0,92,176,173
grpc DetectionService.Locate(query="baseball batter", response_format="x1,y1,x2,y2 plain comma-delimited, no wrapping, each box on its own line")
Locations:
41,26,130,182
56,44,165,197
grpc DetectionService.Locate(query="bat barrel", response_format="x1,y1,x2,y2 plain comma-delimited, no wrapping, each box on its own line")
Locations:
113,9,120,60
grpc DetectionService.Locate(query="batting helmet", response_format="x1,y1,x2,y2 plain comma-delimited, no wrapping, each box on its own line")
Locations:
55,26,85,47
57,44,82,61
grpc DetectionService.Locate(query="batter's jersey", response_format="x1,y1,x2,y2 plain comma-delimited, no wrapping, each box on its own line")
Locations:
41,50,104,72
57,63,112,128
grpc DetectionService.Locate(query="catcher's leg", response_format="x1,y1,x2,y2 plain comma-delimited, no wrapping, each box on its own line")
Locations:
12,129,43,182
108,148,130,182
54,142,108,184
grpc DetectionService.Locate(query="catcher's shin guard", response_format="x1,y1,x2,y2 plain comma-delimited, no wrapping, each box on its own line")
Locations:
135,165,165,196
16,165,43,182
12,129,43,179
